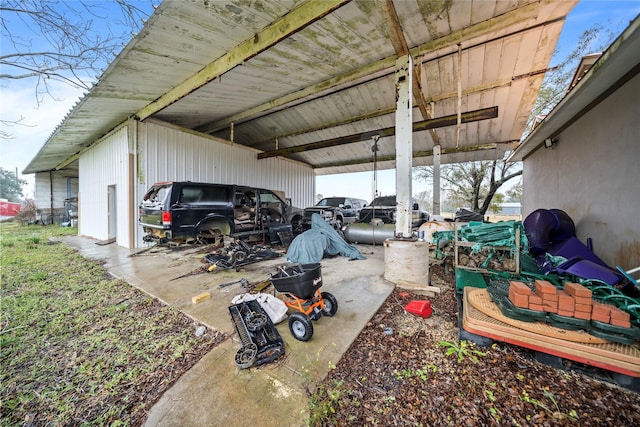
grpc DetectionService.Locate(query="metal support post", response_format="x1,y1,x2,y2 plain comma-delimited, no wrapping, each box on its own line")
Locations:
395,55,412,238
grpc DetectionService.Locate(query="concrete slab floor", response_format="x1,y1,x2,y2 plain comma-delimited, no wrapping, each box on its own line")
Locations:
61,236,394,426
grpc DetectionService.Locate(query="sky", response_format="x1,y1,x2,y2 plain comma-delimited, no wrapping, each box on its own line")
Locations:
1,0,639,201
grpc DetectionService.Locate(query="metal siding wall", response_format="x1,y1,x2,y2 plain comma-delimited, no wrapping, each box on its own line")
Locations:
135,121,314,247
79,126,130,245
33,172,79,222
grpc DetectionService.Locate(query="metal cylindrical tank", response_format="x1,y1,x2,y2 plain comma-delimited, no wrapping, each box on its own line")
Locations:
343,220,395,245
384,239,429,286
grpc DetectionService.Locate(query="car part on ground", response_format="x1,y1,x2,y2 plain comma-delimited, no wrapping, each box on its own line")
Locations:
204,240,282,272
228,299,285,369
269,263,338,341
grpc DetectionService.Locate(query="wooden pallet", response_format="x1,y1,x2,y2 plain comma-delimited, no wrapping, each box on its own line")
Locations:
462,287,640,377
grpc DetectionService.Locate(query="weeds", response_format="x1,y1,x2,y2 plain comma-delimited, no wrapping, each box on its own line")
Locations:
304,353,360,426
520,389,578,421
0,222,221,426
395,364,438,381
438,340,486,363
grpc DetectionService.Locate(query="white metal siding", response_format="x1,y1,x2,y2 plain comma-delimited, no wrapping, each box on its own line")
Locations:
34,171,79,222
522,74,640,270
78,126,130,245
135,120,314,247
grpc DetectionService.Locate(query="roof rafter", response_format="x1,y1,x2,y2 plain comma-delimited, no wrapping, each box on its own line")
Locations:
197,1,541,134
314,141,519,169
257,106,498,159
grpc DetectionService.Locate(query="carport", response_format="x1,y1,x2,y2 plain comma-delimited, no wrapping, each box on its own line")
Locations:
20,1,586,424
23,0,576,249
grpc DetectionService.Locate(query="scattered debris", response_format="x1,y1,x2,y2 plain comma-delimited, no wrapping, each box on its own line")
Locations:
204,240,281,271
192,292,211,304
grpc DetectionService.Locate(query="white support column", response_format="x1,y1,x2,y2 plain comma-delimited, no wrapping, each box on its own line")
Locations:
395,55,413,238
433,144,441,216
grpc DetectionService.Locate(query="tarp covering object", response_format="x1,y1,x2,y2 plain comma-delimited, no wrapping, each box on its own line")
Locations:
286,214,366,264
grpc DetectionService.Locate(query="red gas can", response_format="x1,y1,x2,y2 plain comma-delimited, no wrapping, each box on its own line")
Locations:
404,300,432,318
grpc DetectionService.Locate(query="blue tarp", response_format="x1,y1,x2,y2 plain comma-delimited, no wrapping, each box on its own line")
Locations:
286,214,366,264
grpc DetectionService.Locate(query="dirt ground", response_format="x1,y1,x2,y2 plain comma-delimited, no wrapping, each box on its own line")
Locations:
311,264,640,426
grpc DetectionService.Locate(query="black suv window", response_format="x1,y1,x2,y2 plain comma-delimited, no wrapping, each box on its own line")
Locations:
180,186,203,203
180,185,228,204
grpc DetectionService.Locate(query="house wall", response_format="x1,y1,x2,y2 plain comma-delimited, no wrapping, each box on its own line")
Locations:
78,125,130,245
34,170,79,224
522,73,640,270
134,120,315,247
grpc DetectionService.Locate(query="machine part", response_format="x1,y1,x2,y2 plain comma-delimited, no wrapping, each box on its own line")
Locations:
228,300,285,368
320,292,338,317
204,240,282,271
245,312,267,332
234,343,257,369
288,312,314,341
343,222,395,245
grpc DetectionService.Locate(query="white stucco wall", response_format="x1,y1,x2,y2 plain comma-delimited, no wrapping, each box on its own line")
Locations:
522,73,640,270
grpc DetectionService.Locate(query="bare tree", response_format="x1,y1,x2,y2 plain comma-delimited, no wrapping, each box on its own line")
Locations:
0,0,152,131
523,25,617,138
415,158,522,216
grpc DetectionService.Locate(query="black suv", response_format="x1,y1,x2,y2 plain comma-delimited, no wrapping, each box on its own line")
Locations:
302,197,368,231
357,195,429,228
139,181,292,244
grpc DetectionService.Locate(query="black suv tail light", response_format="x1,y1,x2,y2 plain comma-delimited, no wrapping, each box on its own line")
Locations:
162,211,172,225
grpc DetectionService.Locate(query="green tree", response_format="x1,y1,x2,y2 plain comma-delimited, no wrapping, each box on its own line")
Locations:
0,167,27,202
415,158,522,216
488,192,504,215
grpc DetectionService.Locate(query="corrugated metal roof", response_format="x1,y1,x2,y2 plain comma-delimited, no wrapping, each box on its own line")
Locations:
24,0,577,175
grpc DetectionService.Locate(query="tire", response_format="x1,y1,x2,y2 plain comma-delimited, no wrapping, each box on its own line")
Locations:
321,292,338,317
234,343,257,369
288,312,313,341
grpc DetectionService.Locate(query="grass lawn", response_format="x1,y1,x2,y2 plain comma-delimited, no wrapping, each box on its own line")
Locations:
0,222,226,426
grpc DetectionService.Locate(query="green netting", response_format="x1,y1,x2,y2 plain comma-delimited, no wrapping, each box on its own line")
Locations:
457,220,528,255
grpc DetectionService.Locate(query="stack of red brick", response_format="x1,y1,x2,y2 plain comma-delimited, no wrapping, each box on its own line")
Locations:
508,280,632,328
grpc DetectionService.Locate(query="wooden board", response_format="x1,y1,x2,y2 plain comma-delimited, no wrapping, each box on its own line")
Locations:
462,287,640,377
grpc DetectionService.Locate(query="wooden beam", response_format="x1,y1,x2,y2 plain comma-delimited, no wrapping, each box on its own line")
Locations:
379,0,439,146
314,142,523,169
198,3,539,133
257,106,497,159
135,0,349,121
253,65,551,148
